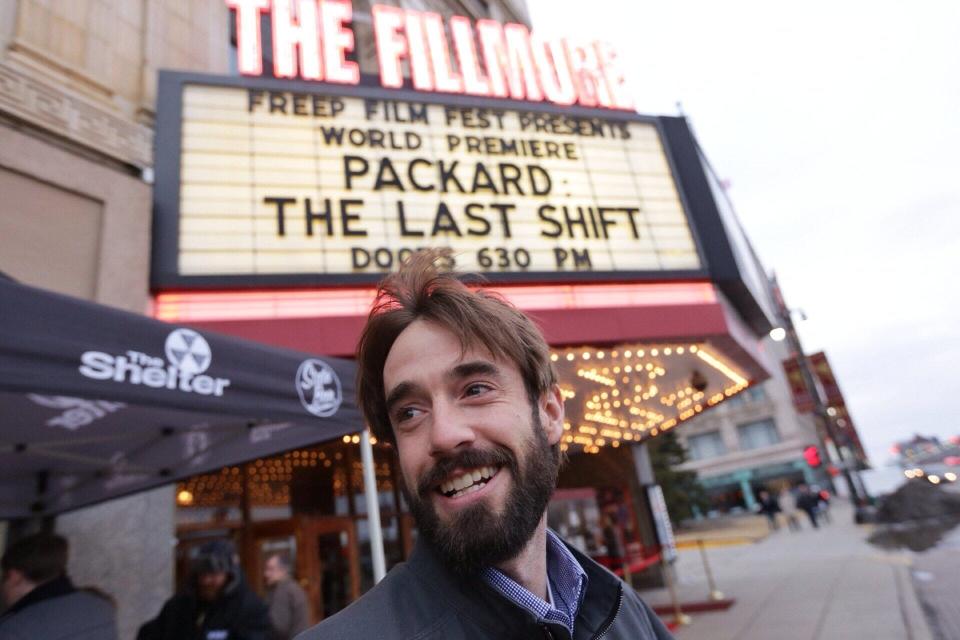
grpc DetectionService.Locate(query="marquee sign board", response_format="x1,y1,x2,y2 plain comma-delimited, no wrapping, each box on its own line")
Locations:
153,72,705,289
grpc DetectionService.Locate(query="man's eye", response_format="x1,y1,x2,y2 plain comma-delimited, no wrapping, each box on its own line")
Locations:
395,407,422,423
464,382,492,397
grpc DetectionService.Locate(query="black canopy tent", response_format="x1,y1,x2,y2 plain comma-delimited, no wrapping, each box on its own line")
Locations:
0,275,364,519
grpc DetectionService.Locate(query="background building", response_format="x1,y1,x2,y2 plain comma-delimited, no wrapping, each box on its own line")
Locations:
674,334,825,514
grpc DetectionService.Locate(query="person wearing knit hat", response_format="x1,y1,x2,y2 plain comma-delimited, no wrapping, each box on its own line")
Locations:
137,539,271,640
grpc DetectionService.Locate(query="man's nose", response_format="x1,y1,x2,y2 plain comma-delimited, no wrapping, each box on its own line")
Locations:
428,401,476,455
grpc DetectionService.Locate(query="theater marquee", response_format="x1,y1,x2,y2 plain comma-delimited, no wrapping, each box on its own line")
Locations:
152,73,702,288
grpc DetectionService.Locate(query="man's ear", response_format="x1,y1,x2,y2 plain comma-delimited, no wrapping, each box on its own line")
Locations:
4,568,27,591
539,384,566,446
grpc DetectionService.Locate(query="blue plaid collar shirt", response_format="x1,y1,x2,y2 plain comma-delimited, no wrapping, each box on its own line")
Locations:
481,529,588,636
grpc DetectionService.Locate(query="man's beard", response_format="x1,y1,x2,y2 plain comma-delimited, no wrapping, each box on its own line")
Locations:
400,410,561,576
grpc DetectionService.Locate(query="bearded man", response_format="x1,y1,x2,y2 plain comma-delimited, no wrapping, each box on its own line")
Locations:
300,249,672,640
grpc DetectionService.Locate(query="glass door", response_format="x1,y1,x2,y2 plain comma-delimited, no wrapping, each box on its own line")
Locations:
299,516,359,619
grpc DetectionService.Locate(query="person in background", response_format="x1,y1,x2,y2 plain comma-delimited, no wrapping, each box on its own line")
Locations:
777,486,801,531
812,485,832,524
137,539,271,640
794,484,821,529
0,532,116,640
263,553,310,640
601,511,626,571
756,490,782,531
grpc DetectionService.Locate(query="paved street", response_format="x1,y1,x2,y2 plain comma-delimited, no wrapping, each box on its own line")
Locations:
638,500,936,640
909,482,960,640
912,529,960,640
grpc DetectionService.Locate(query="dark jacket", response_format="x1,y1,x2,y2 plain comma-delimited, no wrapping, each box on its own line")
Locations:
0,575,116,640
795,492,820,512
137,573,271,640
758,495,782,515
297,538,673,640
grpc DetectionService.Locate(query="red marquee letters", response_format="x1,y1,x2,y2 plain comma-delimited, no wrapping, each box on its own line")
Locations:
227,0,634,110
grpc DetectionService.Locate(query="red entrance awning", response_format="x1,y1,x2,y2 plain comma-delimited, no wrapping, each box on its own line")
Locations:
154,281,773,450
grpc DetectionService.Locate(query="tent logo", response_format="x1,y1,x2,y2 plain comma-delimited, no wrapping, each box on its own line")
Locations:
296,359,342,417
78,329,231,396
28,395,125,431
164,329,211,375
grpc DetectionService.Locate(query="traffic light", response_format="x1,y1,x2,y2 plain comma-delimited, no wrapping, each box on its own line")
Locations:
803,446,822,467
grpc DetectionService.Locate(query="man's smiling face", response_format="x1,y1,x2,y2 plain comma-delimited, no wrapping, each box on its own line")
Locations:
383,319,564,573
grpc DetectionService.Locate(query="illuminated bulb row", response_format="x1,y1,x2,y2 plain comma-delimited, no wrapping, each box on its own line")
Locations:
550,344,702,366
724,382,750,397
584,412,621,426
696,348,748,386
577,369,616,386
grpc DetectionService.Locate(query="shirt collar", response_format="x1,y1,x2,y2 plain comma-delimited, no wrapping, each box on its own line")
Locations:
481,530,588,635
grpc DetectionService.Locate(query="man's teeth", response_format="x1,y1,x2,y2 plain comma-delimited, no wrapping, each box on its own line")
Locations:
439,466,497,497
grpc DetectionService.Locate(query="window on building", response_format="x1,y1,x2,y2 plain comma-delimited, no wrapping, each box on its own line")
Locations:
726,393,744,407
737,418,781,450
747,386,767,402
726,385,767,407
687,431,727,460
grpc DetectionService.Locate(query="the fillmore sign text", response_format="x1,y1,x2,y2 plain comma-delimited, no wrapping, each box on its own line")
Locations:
226,0,634,110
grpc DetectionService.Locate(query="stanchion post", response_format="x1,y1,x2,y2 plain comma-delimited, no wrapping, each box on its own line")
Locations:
662,557,692,626
697,539,724,601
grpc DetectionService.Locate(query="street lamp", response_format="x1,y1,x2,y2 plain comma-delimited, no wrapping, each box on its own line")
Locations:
767,275,867,511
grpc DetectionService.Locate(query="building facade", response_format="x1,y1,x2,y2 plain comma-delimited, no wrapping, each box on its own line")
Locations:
0,1,799,638
674,335,826,513
0,2,531,638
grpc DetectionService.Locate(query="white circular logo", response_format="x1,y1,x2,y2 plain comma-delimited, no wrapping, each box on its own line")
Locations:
165,328,212,375
296,359,343,417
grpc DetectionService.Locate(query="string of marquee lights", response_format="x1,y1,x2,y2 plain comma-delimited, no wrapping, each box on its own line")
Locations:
175,446,393,508
551,342,749,454
175,341,750,507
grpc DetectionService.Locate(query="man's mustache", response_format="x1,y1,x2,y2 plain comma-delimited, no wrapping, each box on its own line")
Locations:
416,446,518,498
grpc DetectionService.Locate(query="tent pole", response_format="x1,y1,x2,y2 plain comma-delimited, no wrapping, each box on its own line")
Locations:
359,428,387,583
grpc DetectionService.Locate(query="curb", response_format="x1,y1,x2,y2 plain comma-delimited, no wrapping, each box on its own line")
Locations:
675,536,764,549
896,563,935,640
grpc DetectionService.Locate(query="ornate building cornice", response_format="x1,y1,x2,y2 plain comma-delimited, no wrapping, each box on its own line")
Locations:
0,62,153,169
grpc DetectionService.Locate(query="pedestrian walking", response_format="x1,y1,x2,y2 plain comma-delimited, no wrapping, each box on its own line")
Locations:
137,539,271,640
813,486,832,524
756,490,782,531
602,511,626,565
299,249,673,639
0,532,116,640
795,484,820,529
263,553,310,640
778,486,801,531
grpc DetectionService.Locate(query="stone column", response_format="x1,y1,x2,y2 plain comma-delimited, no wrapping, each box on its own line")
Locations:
57,486,175,640
738,475,758,511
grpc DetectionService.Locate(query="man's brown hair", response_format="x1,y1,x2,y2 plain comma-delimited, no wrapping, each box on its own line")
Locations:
1,533,68,584
356,249,557,444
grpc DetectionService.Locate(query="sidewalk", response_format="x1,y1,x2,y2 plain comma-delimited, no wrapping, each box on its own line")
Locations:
674,512,770,549
638,500,933,640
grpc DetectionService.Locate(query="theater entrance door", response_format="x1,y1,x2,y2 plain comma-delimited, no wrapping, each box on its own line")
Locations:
249,515,360,621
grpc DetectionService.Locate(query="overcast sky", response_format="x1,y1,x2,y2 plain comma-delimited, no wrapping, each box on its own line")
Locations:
528,0,960,465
